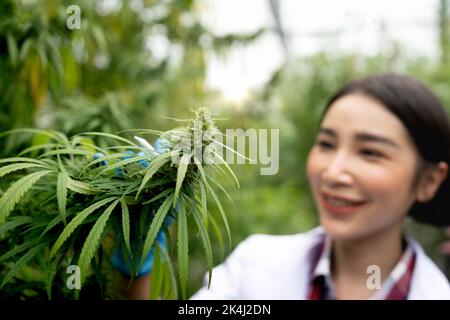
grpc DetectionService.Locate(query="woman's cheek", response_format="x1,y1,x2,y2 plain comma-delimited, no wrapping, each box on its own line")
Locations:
358,163,415,211
306,149,323,185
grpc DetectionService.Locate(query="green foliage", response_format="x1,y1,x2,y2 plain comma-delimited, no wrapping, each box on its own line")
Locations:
177,201,189,299
0,0,262,298
49,197,118,260
78,199,120,286
120,199,131,257
0,170,52,223
140,195,174,274
0,242,48,290
56,170,69,224
0,108,238,299
0,0,263,156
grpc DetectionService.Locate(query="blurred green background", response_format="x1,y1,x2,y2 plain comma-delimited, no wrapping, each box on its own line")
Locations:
1,0,449,299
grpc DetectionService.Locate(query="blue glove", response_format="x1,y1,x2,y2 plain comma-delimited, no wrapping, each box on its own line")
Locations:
93,141,177,278
154,138,172,154
93,137,168,178
93,150,150,178
111,207,177,278
112,229,167,278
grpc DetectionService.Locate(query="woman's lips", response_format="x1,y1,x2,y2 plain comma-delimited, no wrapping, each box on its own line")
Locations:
319,192,368,215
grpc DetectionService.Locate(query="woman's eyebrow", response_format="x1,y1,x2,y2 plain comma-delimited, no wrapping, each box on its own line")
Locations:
319,127,399,148
318,127,336,137
354,132,399,148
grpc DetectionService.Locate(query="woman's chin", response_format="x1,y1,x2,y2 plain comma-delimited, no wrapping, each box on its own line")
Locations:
319,216,366,241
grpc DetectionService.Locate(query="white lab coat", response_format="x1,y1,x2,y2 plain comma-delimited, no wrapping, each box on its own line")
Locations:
191,226,450,300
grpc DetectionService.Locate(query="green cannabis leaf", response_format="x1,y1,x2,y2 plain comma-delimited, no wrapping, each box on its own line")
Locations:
0,108,239,299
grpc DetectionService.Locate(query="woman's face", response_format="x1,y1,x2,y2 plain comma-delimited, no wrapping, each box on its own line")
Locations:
307,93,422,241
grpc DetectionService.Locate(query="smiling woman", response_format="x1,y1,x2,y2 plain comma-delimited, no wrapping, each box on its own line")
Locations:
190,74,450,300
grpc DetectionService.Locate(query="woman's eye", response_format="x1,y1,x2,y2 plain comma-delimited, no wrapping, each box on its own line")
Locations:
360,149,383,158
317,140,334,149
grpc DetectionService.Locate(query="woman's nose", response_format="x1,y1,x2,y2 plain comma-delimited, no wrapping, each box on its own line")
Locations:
322,152,353,186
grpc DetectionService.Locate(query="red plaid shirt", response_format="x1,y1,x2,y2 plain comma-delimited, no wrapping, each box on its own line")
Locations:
307,234,416,300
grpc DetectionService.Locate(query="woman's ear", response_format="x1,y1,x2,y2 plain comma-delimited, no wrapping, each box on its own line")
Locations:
416,161,448,203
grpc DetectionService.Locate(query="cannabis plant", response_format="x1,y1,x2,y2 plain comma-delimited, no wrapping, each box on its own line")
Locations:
0,108,239,299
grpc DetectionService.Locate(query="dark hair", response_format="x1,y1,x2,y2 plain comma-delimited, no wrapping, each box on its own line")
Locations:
322,73,450,227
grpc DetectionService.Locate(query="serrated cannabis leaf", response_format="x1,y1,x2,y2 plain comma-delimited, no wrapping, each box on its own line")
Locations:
0,170,51,224
177,203,189,299
78,199,120,286
49,197,116,259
